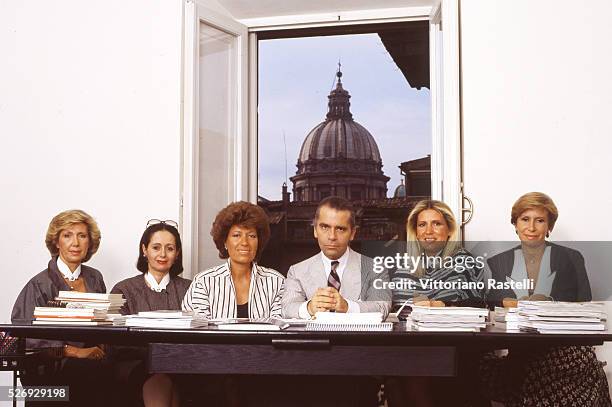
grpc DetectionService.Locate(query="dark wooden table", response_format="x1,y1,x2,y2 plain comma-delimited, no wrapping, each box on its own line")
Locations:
3,323,611,377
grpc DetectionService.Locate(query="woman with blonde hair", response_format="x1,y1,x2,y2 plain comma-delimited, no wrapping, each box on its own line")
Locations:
480,192,610,406
392,199,484,308
386,200,485,407
405,200,461,274
12,209,114,406
487,191,590,302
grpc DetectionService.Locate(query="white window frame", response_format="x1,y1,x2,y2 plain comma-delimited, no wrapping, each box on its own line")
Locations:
429,0,463,227
181,0,462,275
181,1,249,277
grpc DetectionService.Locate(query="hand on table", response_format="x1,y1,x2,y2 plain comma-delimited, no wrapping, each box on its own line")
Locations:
307,287,348,315
326,287,348,313
413,294,445,307
514,294,552,304
526,294,552,301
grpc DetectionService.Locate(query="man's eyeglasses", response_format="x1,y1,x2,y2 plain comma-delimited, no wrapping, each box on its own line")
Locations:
146,219,179,229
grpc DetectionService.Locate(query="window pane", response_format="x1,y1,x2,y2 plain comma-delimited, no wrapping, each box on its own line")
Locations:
257,27,431,273
198,23,236,270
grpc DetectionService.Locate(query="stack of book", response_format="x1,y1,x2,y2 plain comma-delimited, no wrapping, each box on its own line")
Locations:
33,307,112,325
409,305,489,332
55,291,125,314
517,301,607,334
493,306,519,331
113,310,208,329
33,292,126,325
306,312,393,331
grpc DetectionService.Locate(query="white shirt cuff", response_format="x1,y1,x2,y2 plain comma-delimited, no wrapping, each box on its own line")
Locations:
298,301,311,318
346,299,360,313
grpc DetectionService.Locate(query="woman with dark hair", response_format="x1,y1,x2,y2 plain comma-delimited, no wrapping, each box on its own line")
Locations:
111,220,190,407
183,201,284,319
12,209,113,407
480,192,610,407
112,220,190,316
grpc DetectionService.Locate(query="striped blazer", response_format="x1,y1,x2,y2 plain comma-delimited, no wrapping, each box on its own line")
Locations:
391,249,485,308
182,260,285,319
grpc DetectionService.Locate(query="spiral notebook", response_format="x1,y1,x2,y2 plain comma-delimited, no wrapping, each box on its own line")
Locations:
306,312,393,331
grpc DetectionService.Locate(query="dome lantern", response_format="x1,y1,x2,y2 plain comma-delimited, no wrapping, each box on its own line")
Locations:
326,68,353,121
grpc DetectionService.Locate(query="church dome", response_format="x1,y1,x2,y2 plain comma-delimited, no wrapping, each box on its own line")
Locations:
297,71,382,164
290,68,390,203
298,120,382,163
393,180,406,198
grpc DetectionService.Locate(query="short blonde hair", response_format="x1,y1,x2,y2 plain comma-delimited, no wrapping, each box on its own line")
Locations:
45,209,101,263
406,200,461,277
510,192,558,231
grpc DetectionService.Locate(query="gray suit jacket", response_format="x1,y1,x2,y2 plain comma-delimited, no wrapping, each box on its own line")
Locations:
281,248,391,318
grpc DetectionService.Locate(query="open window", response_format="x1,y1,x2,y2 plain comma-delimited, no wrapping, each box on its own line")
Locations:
181,0,462,276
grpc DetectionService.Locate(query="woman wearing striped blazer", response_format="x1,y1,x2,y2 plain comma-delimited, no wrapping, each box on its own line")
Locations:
182,201,284,319
386,200,485,407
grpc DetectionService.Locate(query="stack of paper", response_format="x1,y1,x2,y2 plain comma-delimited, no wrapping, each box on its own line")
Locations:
517,301,607,334
208,318,289,331
113,310,208,328
55,291,126,314
494,306,519,331
306,312,393,331
33,307,112,325
409,305,489,332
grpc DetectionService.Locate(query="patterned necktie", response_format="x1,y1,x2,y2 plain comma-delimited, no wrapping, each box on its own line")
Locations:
328,260,341,291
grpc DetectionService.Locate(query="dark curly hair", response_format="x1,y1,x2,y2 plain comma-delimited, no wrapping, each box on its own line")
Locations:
136,223,184,277
211,201,270,261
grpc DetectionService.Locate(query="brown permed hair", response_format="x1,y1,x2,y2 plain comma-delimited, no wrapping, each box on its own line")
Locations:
210,201,271,261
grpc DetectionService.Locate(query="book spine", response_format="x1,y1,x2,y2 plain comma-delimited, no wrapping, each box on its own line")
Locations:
46,300,67,307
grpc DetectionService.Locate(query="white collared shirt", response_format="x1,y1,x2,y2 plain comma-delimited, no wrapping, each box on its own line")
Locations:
298,249,360,318
57,257,81,281
320,249,350,281
145,272,170,292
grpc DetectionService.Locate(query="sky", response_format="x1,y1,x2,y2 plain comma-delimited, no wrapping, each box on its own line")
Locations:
258,33,431,201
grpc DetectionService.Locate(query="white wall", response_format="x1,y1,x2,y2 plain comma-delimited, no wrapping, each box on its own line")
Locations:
460,0,612,388
461,0,612,241
0,0,184,402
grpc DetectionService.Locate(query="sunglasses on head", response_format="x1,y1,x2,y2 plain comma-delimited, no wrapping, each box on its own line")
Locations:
146,219,179,229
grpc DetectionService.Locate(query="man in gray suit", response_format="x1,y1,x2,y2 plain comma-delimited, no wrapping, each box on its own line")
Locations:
282,196,391,319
